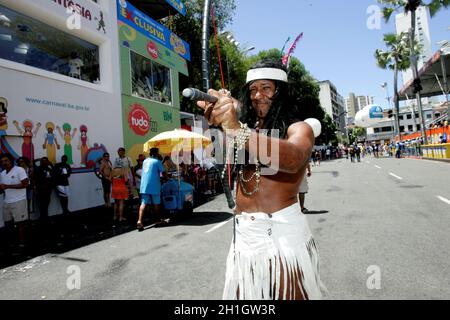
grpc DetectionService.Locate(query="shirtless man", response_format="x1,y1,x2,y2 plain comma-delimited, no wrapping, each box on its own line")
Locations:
197,58,323,300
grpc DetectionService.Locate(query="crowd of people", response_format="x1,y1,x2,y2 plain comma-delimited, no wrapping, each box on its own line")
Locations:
0,145,221,257
430,119,448,130
0,153,73,256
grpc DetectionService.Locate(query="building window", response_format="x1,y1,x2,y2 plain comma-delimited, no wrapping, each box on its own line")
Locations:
381,127,392,132
399,115,404,120
415,113,419,118
407,114,412,119
427,114,432,119
131,51,172,105
374,128,381,133
0,4,100,83
400,126,405,132
417,125,421,130
408,125,413,131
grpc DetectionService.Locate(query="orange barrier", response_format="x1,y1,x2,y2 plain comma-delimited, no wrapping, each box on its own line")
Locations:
399,125,450,143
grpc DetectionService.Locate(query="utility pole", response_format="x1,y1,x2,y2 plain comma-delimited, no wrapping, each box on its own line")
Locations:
408,22,427,144
201,0,211,92
440,49,449,119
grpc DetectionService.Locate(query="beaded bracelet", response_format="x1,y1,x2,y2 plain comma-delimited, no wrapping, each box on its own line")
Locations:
234,122,251,151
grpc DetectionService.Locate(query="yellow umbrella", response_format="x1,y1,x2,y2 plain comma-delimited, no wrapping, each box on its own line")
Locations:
143,129,212,208
143,129,212,154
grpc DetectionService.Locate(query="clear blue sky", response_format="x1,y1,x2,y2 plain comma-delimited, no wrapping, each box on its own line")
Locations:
229,0,450,108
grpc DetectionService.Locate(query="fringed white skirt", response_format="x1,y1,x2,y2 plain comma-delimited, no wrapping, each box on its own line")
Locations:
223,203,324,300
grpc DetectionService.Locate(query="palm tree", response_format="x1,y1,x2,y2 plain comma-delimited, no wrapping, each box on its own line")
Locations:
375,32,418,141
378,0,450,144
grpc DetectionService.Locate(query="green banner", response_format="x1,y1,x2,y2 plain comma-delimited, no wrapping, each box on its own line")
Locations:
122,96,180,161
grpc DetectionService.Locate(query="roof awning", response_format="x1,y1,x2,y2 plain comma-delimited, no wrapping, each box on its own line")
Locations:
128,0,181,20
398,50,450,101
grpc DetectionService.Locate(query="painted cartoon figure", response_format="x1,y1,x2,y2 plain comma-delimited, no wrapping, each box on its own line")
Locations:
56,123,77,165
95,11,106,34
43,122,60,164
12,119,41,160
0,97,8,134
78,124,89,166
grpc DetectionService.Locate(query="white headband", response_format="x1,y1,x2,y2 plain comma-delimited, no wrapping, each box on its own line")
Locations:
246,68,288,83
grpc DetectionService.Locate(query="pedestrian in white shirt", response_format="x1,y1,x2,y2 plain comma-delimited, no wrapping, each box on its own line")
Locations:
0,153,29,251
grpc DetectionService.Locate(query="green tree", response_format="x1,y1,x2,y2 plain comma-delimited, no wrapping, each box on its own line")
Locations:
348,127,367,144
322,114,339,145
375,32,418,140
166,0,236,113
378,0,450,143
211,35,249,98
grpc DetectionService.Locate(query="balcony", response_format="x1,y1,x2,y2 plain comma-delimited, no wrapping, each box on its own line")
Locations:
366,132,394,141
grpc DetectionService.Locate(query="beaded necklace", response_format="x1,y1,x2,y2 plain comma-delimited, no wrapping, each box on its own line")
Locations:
220,121,262,197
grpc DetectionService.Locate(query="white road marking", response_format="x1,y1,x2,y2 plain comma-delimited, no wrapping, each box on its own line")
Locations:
437,196,450,206
205,218,233,233
389,172,403,180
375,165,381,169
366,161,371,164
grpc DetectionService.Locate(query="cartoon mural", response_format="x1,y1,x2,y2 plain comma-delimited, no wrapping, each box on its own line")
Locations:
42,122,60,164
78,124,89,166
12,119,41,160
95,11,106,34
0,0,122,218
0,97,8,134
57,123,77,165
86,143,108,169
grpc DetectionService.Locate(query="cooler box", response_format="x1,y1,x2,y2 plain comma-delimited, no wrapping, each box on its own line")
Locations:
162,179,179,212
161,179,194,211
178,181,194,210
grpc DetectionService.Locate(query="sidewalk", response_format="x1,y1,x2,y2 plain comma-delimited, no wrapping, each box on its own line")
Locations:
0,191,218,269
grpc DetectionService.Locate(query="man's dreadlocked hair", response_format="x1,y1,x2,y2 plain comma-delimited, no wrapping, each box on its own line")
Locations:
239,58,301,139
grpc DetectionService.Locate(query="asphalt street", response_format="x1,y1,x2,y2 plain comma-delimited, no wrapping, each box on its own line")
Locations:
0,156,449,300
307,156,450,300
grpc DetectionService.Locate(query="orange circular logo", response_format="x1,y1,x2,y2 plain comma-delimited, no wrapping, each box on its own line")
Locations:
128,104,150,136
147,41,159,59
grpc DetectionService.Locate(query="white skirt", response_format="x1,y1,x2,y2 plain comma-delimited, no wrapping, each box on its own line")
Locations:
223,203,324,300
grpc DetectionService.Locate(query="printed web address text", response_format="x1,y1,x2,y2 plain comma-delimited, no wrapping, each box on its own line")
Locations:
26,97,90,112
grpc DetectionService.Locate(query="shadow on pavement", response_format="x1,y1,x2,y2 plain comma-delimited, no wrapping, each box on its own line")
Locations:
165,211,233,227
314,171,340,178
304,210,329,215
399,185,424,189
0,193,224,269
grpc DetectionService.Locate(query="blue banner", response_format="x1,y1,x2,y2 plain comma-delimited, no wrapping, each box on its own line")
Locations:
165,0,186,16
369,105,384,119
117,0,190,61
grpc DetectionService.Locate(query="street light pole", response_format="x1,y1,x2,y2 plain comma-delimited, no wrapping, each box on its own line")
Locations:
382,82,397,139
381,82,392,109
333,111,348,144
241,46,256,55
201,0,211,91
220,31,255,91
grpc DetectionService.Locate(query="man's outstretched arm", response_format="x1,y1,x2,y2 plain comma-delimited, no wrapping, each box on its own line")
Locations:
198,90,314,174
